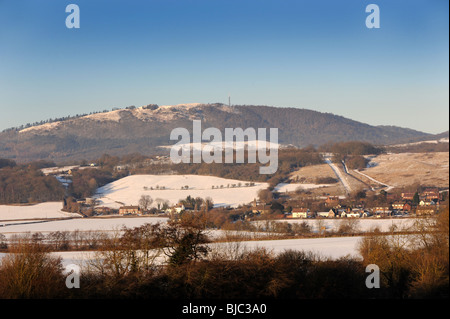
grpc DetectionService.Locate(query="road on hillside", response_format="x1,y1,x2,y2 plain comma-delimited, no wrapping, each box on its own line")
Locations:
324,157,352,194
353,169,394,192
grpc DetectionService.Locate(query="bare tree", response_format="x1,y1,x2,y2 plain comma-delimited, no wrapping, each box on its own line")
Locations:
139,195,153,212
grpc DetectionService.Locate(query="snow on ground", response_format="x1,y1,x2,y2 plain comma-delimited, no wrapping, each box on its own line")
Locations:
0,216,424,266
19,121,61,134
1,236,361,269
41,165,94,175
46,236,363,268
41,166,80,175
0,202,81,221
94,174,269,209
273,183,334,193
0,216,415,238
84,109,122,122
390,138,449,147
158,103,202,110
228,236,362,259
265,218,416,233
324,158,352,193
0,216,168,238
159,140,282,151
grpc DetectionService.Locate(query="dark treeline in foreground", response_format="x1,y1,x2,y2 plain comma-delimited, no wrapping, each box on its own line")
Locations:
0,209,448,299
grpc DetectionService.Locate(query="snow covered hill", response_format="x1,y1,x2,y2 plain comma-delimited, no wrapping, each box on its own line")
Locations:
0,202,81,221
94,174,269,209
0,103,432,163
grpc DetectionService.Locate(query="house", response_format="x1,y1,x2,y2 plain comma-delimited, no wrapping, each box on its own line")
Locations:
401,192,415,200
416,206,437,216
252,199,271,214
172,203,186,214
166,203,195,215
391,202,412,215
403,203,412,212
372,206,391,213
336,209,347,217
346,212,361,218
392,202,405,211
94,206,111,214
328,208,338,218
291,208,310,219
374,211,392,218
252,205,271,214
119,206,140,215
370,206,392,218
316,211,331,218
419,199,439,207
362,211,372,218
317,209,338,218
423,188,439,200
341,209,362,218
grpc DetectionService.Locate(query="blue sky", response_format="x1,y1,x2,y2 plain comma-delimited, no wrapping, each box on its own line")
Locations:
0,0,448,134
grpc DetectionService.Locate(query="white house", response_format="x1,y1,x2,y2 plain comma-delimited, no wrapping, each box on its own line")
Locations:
362,211,372,218
317,211,334,218
166,203,185,214
291,208,309,218
342,211,361,218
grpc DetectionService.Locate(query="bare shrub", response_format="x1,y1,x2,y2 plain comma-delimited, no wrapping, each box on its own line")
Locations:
0,240,65,298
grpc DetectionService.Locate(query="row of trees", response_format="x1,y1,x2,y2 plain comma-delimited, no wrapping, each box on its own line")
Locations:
323,141,384,170
320,141,384,156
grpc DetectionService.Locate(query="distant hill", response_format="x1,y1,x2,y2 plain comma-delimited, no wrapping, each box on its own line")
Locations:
0,103,433,163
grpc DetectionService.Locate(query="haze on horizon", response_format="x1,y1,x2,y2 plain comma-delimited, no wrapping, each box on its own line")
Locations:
0,0,448,134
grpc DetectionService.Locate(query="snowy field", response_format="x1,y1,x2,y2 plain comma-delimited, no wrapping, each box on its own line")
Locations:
2,236,362,268
273,182,334,193
226,236,362,259
94,174,269,209
0,208,418,238
259,218,417,233
73,236,360,267
0,202,81,221
0,216,168,238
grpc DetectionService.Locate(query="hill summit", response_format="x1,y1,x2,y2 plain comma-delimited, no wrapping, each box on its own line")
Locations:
0,103,431,163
